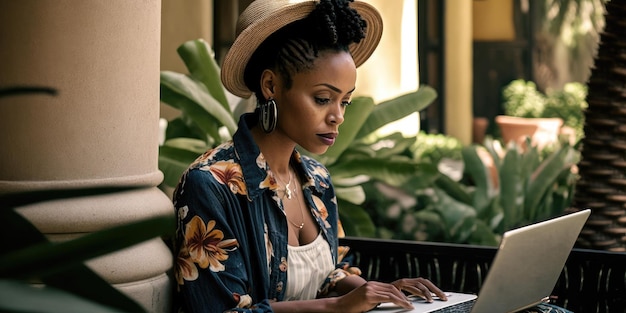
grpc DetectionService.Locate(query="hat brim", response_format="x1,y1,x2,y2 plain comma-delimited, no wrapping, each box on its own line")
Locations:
221,0,383,98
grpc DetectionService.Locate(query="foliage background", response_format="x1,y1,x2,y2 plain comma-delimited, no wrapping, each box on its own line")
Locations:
159,39,580,248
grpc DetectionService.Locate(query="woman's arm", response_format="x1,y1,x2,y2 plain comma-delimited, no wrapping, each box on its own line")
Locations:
271,281,414,313
330,274,367,296
173,168,273,313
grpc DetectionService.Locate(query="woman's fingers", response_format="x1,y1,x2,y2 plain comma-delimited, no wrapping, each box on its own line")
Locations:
339,279,450,312
363,282,414,310
391,278,448,302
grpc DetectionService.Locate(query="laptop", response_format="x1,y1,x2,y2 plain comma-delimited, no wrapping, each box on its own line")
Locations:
373,209,591,313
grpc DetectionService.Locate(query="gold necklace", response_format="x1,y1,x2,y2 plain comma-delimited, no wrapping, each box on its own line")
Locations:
276,170,295,200
276,170,304,229
288,181,305,229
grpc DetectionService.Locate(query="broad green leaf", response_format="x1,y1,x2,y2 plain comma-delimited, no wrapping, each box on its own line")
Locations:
0,280,127,313
356,87,437,140
337,199,376,237
162,137,209,154
0,214,174,279
520,143,540,179
483,136,502,165
461,146,493,215
177,39,231,112
368,133,416,159
44,266,146,313
331,175,370,187
330,158,438,188
414,209,446,240
335,185,366,205
161,71,236,136
451,216,479,243
0,205,149,313
159,143,204,187
525,145,577,220
466,220,500,246
499,146,524,230
432,188,477,241
433,173,472,205
164,117,207,143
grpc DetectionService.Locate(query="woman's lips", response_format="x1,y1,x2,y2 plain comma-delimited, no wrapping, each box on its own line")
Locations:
317,133,337,145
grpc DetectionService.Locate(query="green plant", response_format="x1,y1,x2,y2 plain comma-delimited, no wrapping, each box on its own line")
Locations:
0,192,173,313
461,137,579,231
502,80,546,118
411,131,463,164
159,39,243,189
159,39,440,238
542,82,588,140
501,79,588,142
363,136,580,246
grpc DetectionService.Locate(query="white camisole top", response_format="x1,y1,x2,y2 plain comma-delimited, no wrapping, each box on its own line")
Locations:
283,232,335,300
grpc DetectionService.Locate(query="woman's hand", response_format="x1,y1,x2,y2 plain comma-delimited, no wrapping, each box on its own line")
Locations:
391,277,448,303
333,281,414,312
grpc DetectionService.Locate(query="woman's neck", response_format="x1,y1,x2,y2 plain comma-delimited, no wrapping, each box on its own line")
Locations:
251,125,296,177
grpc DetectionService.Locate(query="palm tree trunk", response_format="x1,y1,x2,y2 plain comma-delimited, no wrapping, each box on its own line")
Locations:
571,0,626,252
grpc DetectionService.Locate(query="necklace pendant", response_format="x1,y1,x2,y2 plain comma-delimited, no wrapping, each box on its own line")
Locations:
298,223,304,229
285,183,292,200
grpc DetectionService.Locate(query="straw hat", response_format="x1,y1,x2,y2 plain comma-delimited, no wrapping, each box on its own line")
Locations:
221,0,383,98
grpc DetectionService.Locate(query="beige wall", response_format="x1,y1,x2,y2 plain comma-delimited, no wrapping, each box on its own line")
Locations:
160,0,214,120
445,0,473,145
356,0,421,137
161,0,213,73
473,0,515,41
356,0,419,103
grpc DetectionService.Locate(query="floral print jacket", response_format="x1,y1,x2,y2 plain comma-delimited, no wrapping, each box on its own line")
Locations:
172,113,351,313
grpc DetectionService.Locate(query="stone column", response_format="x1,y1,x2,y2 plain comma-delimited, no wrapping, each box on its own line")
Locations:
445,0,473,145
0,1,173,312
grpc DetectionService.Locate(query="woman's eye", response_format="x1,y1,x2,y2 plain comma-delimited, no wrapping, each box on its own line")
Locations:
315,97,331,104
341,101,352,107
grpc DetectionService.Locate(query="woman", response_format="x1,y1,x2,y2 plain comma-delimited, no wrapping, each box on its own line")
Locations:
171,0,447,312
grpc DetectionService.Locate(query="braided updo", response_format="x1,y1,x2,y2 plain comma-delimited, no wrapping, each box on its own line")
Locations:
243,0,367,101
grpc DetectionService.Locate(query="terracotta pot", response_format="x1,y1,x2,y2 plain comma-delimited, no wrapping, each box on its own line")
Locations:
473,117,489,144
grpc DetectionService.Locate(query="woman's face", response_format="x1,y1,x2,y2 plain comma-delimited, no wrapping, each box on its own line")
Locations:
274,50,357,155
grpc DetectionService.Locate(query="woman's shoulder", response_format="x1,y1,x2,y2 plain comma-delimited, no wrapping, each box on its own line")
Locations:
297,154,333,188
189,141,236,169
299,154,329,174
177,141,242,191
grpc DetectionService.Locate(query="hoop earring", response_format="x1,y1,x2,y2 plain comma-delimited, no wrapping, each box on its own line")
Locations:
259,98,277,133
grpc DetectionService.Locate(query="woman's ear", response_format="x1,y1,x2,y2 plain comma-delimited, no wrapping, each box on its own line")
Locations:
260,69,276,100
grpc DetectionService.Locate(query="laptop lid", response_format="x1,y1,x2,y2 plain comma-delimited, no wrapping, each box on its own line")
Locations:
470,209,590,313
371,209,590,313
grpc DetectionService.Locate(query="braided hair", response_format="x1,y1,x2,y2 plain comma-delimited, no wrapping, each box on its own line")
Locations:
243,0,367,101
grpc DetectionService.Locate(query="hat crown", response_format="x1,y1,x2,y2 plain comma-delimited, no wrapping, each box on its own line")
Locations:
223,0,383,98
236,0,317,36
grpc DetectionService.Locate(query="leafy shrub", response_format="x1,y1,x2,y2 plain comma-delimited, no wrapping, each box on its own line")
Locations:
502,80,546,118
362,136,579,246
502,79,587,142
411,131,463,164
542,83,588,140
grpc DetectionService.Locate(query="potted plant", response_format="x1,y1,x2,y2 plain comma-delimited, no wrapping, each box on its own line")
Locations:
497,79,587,150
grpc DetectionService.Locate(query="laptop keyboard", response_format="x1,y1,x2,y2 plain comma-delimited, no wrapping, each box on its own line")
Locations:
430,299,476,313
